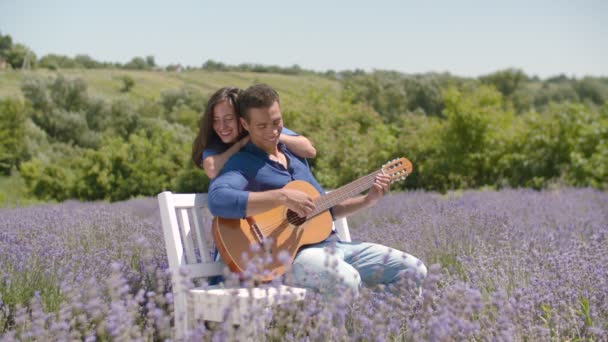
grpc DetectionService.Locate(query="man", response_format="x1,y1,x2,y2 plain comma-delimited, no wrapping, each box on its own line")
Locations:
208,84,426,295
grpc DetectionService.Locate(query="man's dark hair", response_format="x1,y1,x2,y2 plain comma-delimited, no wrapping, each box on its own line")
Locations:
238,84,280,122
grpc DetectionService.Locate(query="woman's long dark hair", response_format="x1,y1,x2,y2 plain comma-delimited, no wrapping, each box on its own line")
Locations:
191,87,241,168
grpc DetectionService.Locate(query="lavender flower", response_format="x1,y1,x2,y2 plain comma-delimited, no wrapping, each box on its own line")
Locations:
0,188,606,340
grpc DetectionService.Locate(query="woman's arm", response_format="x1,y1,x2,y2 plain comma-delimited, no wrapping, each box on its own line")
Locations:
202,136,249,179
280,134,316,158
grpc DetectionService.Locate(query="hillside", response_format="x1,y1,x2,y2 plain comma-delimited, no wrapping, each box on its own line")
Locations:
0,69,342,105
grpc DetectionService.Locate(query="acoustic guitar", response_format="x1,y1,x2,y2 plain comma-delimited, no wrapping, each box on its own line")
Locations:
212,158,413,282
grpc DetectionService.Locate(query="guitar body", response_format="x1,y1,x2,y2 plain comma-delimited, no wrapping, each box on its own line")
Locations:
212,180,333,282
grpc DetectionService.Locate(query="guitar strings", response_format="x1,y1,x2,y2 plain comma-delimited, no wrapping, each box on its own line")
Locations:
255,167,412,235
257,172,379,233
257,170,393,234
255,171,384,235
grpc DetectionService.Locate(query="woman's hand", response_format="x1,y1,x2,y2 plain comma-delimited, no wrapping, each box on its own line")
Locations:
238,135,250,148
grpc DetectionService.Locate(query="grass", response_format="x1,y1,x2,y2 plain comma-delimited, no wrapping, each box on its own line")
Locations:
0,69,341,104
0,174,44,208
0,261,63,316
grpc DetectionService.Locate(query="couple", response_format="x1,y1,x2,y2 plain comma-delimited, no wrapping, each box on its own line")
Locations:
192,84,427,295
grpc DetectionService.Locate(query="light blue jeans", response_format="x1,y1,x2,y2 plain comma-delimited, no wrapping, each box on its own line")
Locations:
288,237,427,296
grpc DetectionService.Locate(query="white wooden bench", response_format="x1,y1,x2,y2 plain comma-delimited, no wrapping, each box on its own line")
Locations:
157,191,351,339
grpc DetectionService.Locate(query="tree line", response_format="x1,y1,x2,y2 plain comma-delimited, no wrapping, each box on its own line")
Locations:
339,70,607,190
0,32,158,71
0,70,606,204
1,31,606,203
0,32,311,75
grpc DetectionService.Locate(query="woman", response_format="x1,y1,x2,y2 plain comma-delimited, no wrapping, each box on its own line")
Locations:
192,87,316,178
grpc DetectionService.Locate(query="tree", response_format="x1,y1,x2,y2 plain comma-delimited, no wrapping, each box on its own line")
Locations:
479,68,527,98
21,78,52,112
403,77,444,116
575,77,608,105
160,87,206,119
18,142,83,201
120,75,135,92
48,75,89,112
20,158,77,201
6,44,37,69
107,100,140,138
21,75,99,148
202,59,227,71
342,71,445,121
38,54,77,70
74,54,99,68
0,99,27,174
434,85,502,189
145,55,156,68
533,83,579,108
0,32,12,58
124,56,148,70
71,124,190,201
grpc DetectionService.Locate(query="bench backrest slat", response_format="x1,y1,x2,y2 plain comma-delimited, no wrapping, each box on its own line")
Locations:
177,208,197,264
159,191,224,280
192,207,212,263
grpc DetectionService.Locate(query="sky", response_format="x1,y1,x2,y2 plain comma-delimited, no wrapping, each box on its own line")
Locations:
1,0,607,79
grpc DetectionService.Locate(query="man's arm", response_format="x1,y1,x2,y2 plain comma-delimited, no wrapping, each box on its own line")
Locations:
208,170,315,219
332,174,391,219
247,188,314,218
208,170,250,218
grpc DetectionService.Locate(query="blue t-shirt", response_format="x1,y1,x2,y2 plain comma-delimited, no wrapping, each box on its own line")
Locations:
202,127,298,161
208,141,325,219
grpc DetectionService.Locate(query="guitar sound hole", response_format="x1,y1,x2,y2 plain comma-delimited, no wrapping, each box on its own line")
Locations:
286,210,307,226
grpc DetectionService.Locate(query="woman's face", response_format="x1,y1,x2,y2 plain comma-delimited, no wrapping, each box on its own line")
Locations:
212,100,241,144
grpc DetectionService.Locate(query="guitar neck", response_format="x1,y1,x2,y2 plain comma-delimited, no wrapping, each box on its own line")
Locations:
311,169,381,217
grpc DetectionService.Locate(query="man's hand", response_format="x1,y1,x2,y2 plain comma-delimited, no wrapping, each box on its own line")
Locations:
365,174,391,204
281,188,315,218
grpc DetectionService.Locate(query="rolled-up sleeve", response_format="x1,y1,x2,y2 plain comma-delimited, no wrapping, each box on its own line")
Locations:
202,148,220,160
208,170,250,218
281,126,298,136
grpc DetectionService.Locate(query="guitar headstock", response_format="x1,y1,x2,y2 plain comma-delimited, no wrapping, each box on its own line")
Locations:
381,157,413,183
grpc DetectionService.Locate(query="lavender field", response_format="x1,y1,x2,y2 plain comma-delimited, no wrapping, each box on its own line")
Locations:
1,188,607,341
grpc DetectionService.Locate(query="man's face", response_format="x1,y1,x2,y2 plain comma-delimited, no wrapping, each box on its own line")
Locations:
240,101,283,153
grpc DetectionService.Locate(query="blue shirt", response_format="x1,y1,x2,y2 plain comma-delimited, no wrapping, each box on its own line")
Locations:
208,141,326,219
202,126,298,160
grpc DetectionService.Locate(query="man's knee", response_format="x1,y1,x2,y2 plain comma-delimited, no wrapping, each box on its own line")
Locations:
415,259,428,282
395,257,427,289
388,252,427,286
337,268,361,293
291,256,361,294
296,265,361,289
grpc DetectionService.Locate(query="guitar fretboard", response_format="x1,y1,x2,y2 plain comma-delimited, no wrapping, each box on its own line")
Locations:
310,169,382,217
